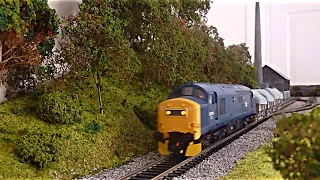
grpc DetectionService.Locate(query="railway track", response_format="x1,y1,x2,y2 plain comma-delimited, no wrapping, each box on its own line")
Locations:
119,97,319,180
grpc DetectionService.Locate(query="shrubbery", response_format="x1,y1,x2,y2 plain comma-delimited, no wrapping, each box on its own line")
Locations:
133,84,168,130
269,108,320,180
37,91,82,124
15,127,62,168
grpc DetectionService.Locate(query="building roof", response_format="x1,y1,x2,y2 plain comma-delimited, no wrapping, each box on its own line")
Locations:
263,65,290,80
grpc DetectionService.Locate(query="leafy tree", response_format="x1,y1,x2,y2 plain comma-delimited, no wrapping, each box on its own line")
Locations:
60,0,256,113
226,43,256,88
109,0,210,55
0,0,59,97
60,0,139,114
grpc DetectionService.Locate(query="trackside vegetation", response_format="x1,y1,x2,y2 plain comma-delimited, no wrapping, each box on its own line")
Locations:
0,0,258,179
269,108,320,180
223,108,320,180
220,143,283,180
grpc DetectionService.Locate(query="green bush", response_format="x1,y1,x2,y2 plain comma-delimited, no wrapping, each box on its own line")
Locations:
269,108,320,180
133,84,168,130
15,127,62,168
37,91,82,124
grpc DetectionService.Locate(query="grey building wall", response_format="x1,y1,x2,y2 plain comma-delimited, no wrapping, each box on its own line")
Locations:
263,66,290,92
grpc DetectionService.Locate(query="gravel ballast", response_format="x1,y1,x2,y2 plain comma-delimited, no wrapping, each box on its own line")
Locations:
76,152,163,180
77,98,317,180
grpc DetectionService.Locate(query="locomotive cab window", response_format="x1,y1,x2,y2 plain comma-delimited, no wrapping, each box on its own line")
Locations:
169,87,193,98
194,88,206,100
169,86,206,100
181,87,193,96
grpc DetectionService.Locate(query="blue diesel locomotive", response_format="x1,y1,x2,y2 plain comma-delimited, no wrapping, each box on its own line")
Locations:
154,83,257,157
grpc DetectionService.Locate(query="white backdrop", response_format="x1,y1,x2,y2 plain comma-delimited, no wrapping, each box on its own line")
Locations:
207,1,320,85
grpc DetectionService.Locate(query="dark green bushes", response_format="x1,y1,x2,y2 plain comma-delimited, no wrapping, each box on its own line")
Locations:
16,127,62,168
132,84,168,130
37,91,82,124
269,108,320,180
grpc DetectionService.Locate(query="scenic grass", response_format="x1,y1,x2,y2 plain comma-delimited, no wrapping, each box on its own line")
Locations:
220,142,283,180
0,75,168,179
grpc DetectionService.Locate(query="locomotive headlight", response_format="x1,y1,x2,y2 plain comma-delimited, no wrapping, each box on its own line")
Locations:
166,110,171,115
181,110,186,115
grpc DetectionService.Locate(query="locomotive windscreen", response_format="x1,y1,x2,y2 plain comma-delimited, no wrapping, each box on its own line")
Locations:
169,86,206,100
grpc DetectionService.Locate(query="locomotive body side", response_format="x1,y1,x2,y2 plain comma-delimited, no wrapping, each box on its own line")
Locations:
201,84,256,136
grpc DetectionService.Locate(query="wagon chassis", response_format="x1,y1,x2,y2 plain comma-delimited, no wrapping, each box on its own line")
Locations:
119,97,319,180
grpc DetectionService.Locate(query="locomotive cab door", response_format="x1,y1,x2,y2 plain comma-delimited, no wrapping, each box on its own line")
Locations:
208,93,218,120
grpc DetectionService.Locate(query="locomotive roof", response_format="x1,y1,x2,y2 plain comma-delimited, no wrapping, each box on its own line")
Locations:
251,90,267,104
183,82,251,93
271,88,284,100
255,89,275,102
265,88,280,100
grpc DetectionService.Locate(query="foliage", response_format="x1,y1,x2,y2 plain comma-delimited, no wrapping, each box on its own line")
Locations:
292,86,301,91
132,83,169,130
221,143,283,180
61,0,255,93
269,108,320,180
0,78,157,179
84,122,101,134
4,64,37,98
60,0,139,114
36,50,70,92
37,91,82,124
226,43,256,88
0,0,60,98
15,127,62,169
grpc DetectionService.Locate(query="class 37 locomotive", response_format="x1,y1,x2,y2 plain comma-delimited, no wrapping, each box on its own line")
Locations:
153,82,287,157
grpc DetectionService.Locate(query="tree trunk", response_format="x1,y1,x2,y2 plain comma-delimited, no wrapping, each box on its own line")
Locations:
96,71,104,114
0,42,2,86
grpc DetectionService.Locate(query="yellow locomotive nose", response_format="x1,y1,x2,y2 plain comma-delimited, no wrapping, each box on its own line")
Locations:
156,98,201,156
